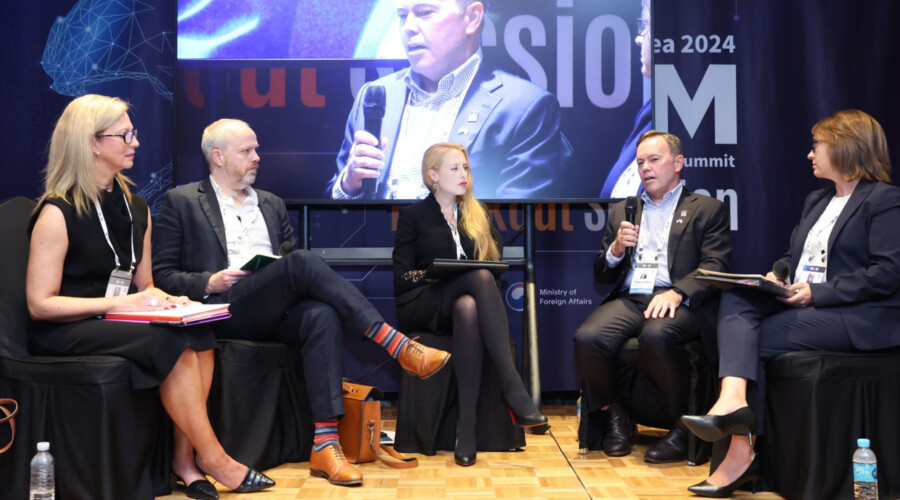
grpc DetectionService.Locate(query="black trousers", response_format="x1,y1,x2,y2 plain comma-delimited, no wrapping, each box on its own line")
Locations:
716,288,854,435
209,250,383,421
574,291,701,423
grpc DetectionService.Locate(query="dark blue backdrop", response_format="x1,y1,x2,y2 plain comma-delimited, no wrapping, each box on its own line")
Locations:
2,0,898,392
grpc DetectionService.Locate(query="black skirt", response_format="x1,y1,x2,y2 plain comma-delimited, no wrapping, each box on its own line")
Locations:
30,318,217,390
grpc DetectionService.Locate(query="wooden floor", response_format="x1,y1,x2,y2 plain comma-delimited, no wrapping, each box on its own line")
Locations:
158,406,783,499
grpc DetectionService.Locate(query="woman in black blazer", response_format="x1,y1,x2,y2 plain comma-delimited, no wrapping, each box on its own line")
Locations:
681,110,900,497
393,143,547,466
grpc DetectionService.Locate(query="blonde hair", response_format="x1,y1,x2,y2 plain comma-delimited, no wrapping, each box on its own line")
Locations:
201,118,251,165
38,94,134,216
811,109,891,182
421,143,499,261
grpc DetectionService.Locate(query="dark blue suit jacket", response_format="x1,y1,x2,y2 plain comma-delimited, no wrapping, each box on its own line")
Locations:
152,178,293,301
330,62,573,200
594,189,732,308
775,180,900,350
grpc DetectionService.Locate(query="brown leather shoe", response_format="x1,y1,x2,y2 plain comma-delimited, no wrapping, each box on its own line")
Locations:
309,443,363,486
397,339,451,379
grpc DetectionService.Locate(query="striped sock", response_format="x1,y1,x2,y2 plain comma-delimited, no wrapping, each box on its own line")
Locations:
365,322,410,359
313,420,340,452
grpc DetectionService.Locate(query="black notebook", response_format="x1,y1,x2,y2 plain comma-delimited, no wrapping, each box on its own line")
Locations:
425,259,509,279
694,269,791,297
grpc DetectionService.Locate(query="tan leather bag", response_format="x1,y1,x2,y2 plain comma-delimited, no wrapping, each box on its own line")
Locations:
0,398,18,454
338,381,417,469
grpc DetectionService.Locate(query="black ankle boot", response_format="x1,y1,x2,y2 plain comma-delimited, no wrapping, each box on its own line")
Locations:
602,402,635,457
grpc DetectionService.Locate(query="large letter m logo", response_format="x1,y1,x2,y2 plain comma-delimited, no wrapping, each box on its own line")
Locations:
655,64,736,145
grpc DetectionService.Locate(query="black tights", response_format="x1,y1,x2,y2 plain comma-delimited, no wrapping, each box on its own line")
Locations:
441,269,538,454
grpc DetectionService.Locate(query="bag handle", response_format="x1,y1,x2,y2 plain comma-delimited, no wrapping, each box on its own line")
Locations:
0,398,18,454
377,444,418,469
364,422,418,469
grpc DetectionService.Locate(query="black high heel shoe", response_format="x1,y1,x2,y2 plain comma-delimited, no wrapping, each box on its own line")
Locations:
681,407,757,443
455,422,477,466
171,473,219,500
508,408,549,428
687,453,761,498
454,451,477,466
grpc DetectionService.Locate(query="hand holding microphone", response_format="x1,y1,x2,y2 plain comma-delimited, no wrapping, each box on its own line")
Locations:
612,197,640,258
342,85,387,197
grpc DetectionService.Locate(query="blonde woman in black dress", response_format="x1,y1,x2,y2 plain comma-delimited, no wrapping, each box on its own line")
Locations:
27,95,273,498
393,142,547,466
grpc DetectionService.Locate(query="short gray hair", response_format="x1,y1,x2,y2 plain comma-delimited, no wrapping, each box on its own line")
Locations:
201,118,250,164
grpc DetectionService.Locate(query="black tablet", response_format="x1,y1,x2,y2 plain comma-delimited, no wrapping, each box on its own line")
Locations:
425,258,509,279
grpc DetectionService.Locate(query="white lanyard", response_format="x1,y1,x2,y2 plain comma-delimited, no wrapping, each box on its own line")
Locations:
94,182,135,273
446,204,467,260
636,207,674,264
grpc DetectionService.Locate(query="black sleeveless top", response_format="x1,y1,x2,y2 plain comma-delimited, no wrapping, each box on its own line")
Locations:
29,181,149,298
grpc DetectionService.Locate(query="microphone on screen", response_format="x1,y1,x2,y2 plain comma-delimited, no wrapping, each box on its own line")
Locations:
361,85,385,198
624,196,638,259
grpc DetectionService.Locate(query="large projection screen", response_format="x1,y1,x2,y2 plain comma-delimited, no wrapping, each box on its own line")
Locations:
176,0,651,203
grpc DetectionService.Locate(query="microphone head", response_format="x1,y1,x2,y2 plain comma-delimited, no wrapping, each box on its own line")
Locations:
363,85,385,118
773,261,790,281
624,196,638,223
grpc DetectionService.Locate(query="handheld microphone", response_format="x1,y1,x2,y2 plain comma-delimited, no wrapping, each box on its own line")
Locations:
362,85,385,198
773,260,790,283
278,240,296,257
624,196,638,258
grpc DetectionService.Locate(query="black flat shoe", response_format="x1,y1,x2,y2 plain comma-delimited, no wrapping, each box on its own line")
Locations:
454,451,477,467
681,407,757,443
687,454,761,497
233,468,276,493
508,408,549,428
171,473,219,500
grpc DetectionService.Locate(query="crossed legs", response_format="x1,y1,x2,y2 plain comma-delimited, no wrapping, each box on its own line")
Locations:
160,348,250,490
688,289,854,491
441,270,541,456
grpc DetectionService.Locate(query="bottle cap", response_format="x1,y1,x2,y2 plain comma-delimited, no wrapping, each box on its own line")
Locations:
37,442,50,451
858,438,870,448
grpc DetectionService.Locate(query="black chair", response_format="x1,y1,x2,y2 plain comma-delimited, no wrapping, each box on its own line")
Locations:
206,339,314,470
0,197,170,500
578,337,718,465
394,333,525,455
759,349,900,500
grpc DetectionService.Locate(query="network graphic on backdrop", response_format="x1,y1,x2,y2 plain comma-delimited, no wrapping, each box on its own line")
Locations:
41,0,174,102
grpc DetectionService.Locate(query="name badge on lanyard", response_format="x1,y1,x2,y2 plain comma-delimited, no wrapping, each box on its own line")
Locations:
95,182,136,297
106,269,133,297
629,205,674,295
797,264,827,284
629,262,659,295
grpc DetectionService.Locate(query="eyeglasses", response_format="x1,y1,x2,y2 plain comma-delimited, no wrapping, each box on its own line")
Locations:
811,139,822,151
96,129,138,144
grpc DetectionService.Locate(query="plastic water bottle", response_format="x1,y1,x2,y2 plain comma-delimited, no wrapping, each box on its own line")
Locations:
29,441,55,500
853,438,878,500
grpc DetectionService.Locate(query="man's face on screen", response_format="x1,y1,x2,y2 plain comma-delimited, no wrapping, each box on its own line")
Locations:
397,0,481,88
636,136,683,202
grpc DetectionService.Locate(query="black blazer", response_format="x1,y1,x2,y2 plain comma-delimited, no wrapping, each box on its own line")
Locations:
152,178,293,301
775,180,900,350
393,193,501,305
594,188,732,309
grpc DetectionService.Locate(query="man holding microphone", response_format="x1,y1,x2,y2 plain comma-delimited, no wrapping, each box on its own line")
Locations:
574,131,732,463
